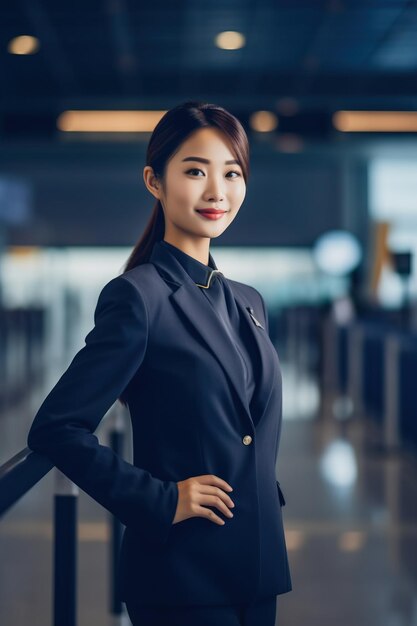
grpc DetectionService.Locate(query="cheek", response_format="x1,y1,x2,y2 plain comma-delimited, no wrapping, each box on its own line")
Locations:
230,184,246,206
175,179,199,204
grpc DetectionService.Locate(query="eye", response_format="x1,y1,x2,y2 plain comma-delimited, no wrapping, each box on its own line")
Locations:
185,168,242,178
186,168,204,176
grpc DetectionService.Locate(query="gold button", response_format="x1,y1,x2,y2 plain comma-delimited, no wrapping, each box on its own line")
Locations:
242,435,252,445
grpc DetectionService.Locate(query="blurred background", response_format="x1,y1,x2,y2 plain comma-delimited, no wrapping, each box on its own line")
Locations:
1,1,417,625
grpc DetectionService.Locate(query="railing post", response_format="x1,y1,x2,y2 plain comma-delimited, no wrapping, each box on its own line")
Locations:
322,313,338,393
348,323,364,419
383,334,401,451
108,404,126,617
54,469,78,626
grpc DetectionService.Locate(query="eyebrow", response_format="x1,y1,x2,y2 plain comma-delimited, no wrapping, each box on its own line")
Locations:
181,156,241,166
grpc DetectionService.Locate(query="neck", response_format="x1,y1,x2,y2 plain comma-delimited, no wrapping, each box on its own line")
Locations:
162,236,211,266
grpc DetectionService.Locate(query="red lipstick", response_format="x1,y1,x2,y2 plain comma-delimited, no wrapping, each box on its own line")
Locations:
195,209,227,221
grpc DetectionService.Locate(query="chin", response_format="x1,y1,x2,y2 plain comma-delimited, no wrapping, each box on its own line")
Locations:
208,223,229,235
208,231,226,240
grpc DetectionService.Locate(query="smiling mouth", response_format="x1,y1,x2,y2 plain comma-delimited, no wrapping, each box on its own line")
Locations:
195,209,228,221
195,209,228,214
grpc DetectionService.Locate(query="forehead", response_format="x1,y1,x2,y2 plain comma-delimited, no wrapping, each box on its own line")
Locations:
175,127,235,160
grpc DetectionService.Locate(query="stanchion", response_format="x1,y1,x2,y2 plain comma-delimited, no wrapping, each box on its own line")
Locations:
347,323,364,419
54,469,78,626
383,334,401,451
108,404,127,617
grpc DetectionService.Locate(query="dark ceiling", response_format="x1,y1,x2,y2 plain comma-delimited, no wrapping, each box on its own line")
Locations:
2,1,416,246
1,0,417,131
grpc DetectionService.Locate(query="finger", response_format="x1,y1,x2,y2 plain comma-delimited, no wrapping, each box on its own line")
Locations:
194,504,227,526
198,494,234,519
198,485,235,509
200,474,234,493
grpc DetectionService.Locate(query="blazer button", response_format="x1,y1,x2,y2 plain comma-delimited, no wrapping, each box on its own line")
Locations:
242,435,252,445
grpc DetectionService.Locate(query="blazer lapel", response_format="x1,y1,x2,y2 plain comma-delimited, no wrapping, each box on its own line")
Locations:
232,288,278,427
148,242,278,432
171,283,255,432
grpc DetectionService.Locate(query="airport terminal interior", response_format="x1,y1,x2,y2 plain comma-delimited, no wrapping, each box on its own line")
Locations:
1,2,417,625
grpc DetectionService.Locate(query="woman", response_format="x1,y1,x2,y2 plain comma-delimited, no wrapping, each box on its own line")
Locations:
27,101,292,626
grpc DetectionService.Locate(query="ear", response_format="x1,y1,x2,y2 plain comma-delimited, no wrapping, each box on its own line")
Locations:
143,165,161,201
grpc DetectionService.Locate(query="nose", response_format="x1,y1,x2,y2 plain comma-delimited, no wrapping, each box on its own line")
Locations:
203,177,226,203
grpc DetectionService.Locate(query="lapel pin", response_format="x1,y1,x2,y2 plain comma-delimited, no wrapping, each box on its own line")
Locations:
246,307,264,329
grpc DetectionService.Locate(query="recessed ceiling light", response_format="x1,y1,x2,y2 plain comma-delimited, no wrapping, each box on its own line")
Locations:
57,110,167,132
250,111,278,132
276,98,299,116
215,31,245,50
275,134,304,153
333,111,417,132
7,35,40,55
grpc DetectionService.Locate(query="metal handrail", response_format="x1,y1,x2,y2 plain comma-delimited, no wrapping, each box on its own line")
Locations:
0,447,54,515
0,408,125,626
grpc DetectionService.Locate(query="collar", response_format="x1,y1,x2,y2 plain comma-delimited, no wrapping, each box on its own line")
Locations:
152,239,223,289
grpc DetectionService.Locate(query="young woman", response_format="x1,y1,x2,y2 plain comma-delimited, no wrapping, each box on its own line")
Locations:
27,101,292,626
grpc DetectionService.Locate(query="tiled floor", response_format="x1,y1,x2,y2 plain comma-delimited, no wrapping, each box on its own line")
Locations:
1,369,417,626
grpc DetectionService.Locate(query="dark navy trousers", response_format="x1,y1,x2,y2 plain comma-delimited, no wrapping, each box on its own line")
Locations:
125,595,277,626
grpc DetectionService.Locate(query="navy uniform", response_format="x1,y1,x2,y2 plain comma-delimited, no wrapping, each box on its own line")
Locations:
27,239,292,626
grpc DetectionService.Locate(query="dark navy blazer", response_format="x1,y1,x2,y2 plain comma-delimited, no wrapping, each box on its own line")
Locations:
27,240,292,608
158,239,259,411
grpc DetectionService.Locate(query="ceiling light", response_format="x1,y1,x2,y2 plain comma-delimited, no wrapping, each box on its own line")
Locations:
333,111,417,132
57,110,167,133
215,31,245,50
250,111,278,132
8,35,40,55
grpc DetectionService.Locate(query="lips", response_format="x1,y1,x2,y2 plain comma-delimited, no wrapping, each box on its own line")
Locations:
195,208,228,221
195,209,227,214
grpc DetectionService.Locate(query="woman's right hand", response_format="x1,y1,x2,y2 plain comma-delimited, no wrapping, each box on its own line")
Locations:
173,474,235,526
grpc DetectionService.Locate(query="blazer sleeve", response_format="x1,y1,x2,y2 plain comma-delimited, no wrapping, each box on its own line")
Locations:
26,275,179,545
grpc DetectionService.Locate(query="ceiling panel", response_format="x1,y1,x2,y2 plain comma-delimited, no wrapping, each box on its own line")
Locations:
1,0,417,124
